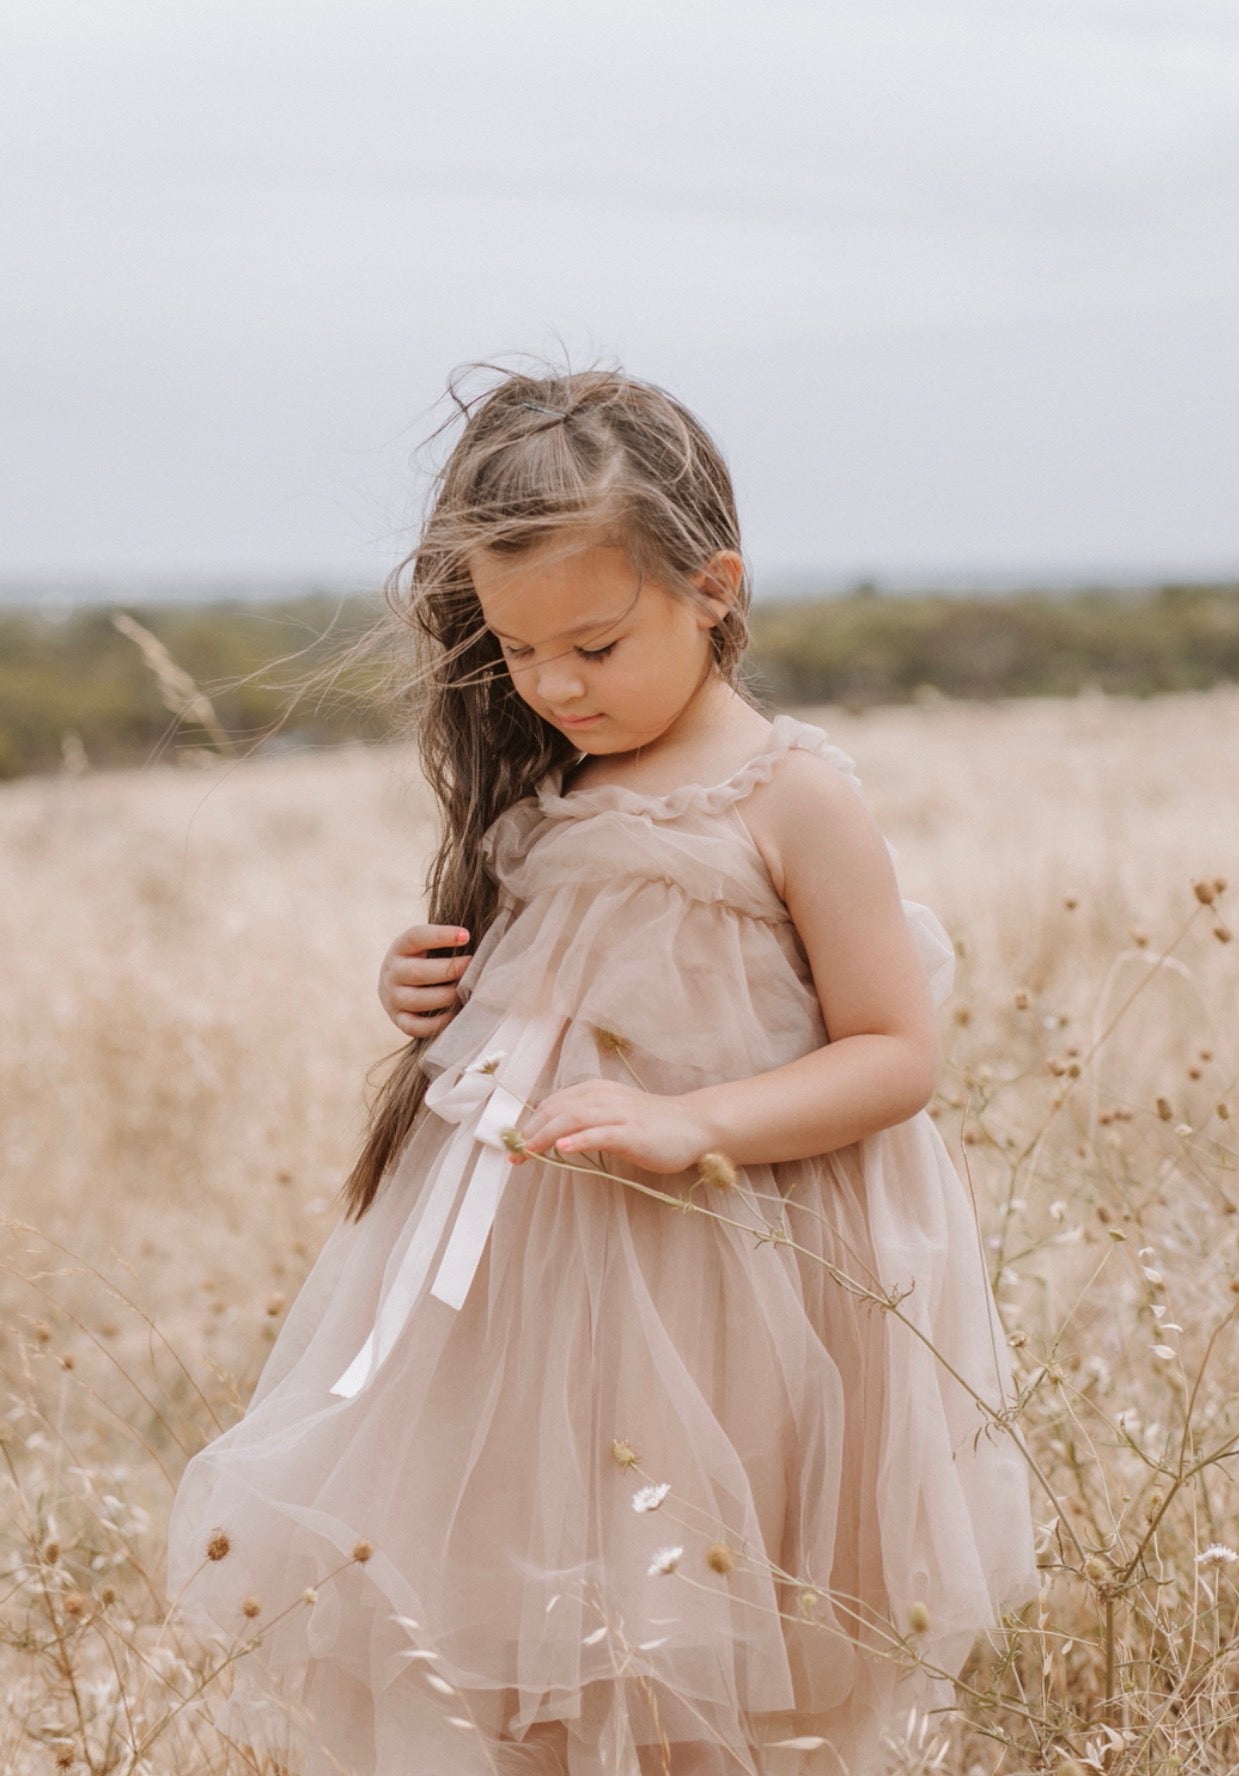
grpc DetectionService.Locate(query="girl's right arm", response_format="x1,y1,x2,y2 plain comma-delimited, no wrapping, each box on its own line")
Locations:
377,924,472,1036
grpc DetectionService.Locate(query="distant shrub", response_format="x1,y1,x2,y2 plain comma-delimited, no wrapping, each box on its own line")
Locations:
1,582,1237,780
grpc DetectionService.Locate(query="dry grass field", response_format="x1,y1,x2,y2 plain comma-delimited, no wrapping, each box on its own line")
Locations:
3,689,1238,1775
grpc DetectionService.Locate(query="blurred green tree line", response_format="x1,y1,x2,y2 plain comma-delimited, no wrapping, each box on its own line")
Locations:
0,581,1236,780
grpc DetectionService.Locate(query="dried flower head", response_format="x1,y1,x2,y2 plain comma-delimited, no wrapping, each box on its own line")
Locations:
610,1438,639,1468
62,1590,87,1619
1193,879,1217,906
100,1585,116,1607
647,1545,683,1576
1156,1097,1174,1122
465,1052,505,1076
501,1127,527,1153
1195,1544,1239,1569
906,1601,931,1634
54,1752,73,1770
352,1539,374,1563
43,1540,60,1565
704,1542,735,1575
205,1530,231,1562
302,1586,318,1605
241,1595,262,1618
594,1025,632,1055
632,1482,670,1513
266,1293,286,1317
698,1151,737,1191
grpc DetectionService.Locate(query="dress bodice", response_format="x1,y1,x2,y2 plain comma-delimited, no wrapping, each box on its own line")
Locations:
417,715,955,1102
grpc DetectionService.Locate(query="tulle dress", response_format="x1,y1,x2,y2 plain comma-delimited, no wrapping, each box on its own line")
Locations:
166,713,1040,1776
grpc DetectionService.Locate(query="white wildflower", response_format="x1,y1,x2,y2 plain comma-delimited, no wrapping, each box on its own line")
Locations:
1151,1345,1177,1360
1195,1544,1239,1568
647,1546,683,1576
632,1483,671,1514
465,1052,505,1076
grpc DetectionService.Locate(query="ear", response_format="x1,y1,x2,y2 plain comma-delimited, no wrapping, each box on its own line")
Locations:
690,550,744,625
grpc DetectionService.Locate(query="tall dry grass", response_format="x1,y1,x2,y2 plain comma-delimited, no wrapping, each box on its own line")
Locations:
2,687,1238,1774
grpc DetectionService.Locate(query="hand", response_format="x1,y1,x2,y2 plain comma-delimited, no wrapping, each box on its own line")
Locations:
378,923,472,1037
507,1079,714,1177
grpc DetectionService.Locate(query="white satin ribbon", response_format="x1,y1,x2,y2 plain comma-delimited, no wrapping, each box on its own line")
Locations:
329,1011,561,1398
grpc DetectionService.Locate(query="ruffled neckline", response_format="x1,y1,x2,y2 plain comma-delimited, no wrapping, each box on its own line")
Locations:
534,712,852,821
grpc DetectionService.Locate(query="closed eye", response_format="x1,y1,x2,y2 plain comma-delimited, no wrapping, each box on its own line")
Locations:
502,641,617,661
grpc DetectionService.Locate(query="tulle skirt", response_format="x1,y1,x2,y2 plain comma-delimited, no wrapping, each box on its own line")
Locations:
166,1022,1038,1776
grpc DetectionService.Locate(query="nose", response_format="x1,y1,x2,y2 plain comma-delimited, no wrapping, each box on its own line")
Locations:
533,657,587,706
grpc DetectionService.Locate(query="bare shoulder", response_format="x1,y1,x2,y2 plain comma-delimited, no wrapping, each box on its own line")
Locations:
738,746,874,903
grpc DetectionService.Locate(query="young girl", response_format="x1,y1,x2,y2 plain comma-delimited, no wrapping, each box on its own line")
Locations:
167,364,1040,1775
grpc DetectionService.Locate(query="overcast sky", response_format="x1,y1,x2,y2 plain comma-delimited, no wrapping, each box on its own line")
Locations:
4,0,1238,597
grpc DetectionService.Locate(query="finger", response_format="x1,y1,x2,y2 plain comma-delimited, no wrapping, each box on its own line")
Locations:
394,1008,455,1035
391,982,460,1013
396,924,471,955
549,1128,618,1155
520,1114,606,1157
393,952,472,987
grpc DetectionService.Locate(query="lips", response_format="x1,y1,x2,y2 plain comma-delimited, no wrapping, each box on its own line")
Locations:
558,713,603,726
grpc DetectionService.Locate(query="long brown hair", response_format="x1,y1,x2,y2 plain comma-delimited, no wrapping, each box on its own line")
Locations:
340,354,761,1220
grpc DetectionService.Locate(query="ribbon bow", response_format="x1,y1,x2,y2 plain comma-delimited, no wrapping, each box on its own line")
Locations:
329,1011,561,1398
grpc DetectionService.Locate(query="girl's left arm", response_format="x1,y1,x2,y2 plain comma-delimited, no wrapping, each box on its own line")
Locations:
679,750,942,1167
511,753,943,1174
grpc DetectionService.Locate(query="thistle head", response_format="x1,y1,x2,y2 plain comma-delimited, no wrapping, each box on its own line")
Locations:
698,1151,738,1191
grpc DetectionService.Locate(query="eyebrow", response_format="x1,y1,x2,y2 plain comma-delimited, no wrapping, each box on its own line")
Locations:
488,616,622,642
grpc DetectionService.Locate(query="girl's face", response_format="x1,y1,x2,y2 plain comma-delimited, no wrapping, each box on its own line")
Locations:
468,535,734,756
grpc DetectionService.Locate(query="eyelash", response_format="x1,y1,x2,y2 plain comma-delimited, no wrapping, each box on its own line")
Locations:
502,642,617,662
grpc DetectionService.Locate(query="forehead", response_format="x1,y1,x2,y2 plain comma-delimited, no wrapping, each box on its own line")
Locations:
468,538,644,640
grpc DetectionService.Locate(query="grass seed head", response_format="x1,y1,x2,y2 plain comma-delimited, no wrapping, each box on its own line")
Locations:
610,1438,639,1468
594,1024,633,1055
704,1542,735,1574
205,1530,231,1562
241,1595,262,1618
699,1151,738,1191
352,1538,374,1563
907,1600,931,1634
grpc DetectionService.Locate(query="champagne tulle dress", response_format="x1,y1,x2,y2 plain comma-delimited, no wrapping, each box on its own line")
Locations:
166,714,1039,1776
